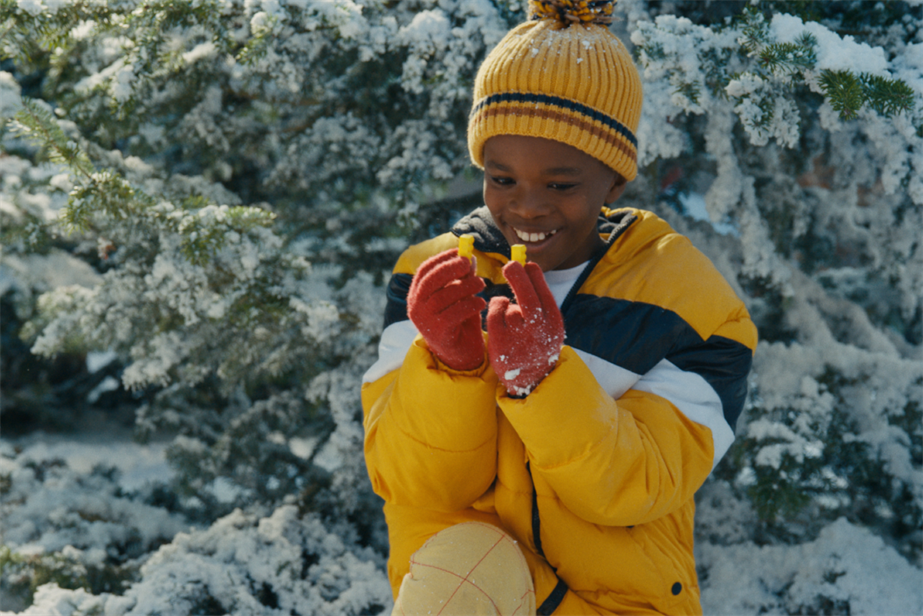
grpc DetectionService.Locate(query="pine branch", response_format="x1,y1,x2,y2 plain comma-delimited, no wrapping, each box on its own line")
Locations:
236,13,277,66
819,69,916,120
673,81,701,107
860,73,916,117
737,6,769,55
819,70,864,120
11,98,143,232
758,32,817,75
176,199,276,266
11,98,95,179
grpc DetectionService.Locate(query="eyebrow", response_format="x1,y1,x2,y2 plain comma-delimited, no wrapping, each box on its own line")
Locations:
543,166,582,176
485,161,583,176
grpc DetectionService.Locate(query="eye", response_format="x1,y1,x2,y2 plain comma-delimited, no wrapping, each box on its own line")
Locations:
549,182,578,191
489,175,514,186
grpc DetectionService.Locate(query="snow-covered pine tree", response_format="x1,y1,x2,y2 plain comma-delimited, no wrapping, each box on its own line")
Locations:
2,0,514,522
625,1,922,611
2,0,515,611
1,0,920,613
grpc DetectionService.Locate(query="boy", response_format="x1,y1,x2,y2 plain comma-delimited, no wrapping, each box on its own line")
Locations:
361,0,757,613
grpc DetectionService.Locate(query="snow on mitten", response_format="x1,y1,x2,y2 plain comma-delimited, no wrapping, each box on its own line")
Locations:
407,248,487,371
487,261,565,396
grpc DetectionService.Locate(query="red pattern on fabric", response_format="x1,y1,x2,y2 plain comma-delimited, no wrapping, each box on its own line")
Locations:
403,522,533,615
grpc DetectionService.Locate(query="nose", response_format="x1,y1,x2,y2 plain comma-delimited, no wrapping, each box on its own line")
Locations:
508,186,549,220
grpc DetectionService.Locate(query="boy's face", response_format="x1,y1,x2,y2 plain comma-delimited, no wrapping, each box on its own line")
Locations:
482,135,627,272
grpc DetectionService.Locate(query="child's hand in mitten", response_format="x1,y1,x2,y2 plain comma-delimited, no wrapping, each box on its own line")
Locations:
407,249,487,371
487,261,565,396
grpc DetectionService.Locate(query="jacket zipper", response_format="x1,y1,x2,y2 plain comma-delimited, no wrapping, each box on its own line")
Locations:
526,462,568,615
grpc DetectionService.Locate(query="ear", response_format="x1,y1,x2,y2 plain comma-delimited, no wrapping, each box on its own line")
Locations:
605,173,628,204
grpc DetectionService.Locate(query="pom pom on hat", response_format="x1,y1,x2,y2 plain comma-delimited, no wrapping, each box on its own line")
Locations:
529,0,615,25
467,0,642,181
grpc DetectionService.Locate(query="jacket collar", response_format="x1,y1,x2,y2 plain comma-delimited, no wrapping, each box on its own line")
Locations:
451,206,638,261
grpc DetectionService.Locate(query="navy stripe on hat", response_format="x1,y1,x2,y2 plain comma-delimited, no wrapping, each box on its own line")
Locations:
472,92,638,148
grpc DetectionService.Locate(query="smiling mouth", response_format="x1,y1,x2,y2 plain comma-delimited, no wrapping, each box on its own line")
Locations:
513,227,558,243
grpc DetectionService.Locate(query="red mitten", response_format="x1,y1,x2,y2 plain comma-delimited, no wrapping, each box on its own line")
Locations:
487,261,565,396
407,249,487,371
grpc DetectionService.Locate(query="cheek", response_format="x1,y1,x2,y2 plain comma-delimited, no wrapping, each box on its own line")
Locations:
484,190,506,217
484,198,506,229
564,198,601,227
484,196,500,217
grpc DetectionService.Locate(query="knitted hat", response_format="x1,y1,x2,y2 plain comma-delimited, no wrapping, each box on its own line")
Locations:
467,0,642,181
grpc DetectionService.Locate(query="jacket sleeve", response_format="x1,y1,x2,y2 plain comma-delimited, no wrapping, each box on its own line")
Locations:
362,234,502,512
362,331,499,512
499,308,755,527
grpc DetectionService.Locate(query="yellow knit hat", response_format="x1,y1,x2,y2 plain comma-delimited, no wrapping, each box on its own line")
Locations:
467,0,643,181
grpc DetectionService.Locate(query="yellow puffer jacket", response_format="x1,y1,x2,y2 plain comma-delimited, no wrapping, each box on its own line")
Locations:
362,207,757,615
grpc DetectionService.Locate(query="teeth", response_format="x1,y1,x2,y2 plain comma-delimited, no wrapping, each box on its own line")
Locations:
514,228,556,242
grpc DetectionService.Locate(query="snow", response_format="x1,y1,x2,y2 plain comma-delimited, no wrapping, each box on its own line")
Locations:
698,518,923,615
181,42,217,65
86,350,118,374
770,14,890,76
0,434,188,567
1,504,392,616
10,585,100,616
5,433,170,496
0,251,101,298
0,71,22,119
87,376,120,403
400,10,451,57
680,192,737,236
15,0,44,17
3,432,920,615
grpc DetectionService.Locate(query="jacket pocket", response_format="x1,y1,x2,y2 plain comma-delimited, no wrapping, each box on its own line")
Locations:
625,519,698,614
